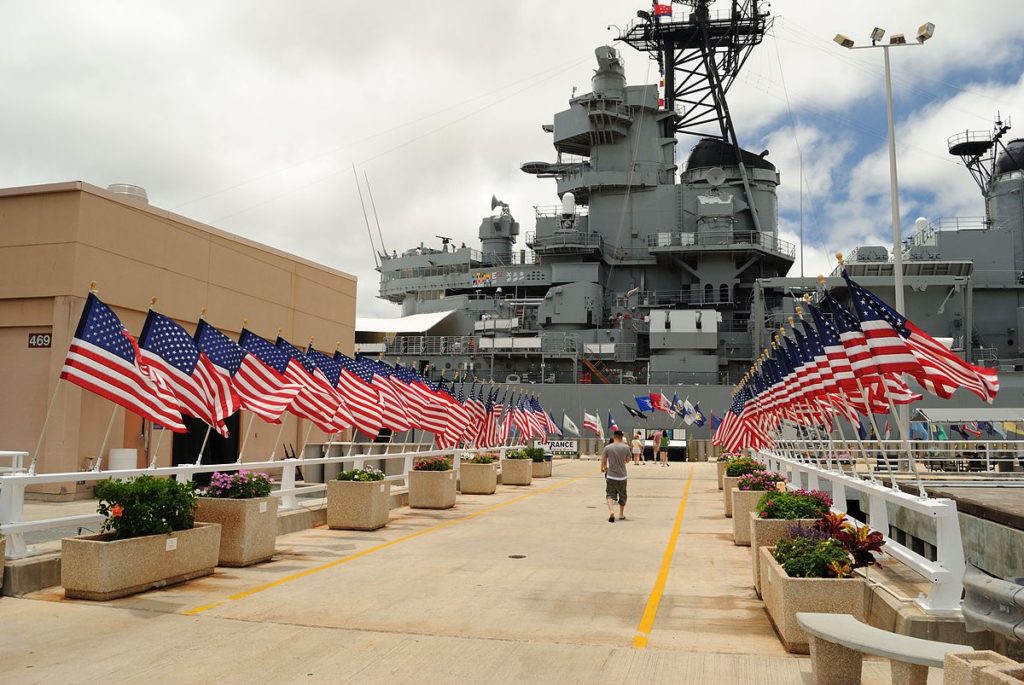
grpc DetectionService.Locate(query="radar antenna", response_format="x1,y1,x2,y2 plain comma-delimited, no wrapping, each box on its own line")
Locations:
948,114,1012,198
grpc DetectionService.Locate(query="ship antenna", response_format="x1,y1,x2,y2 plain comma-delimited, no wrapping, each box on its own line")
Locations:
364,170,389,256
352,164,380,269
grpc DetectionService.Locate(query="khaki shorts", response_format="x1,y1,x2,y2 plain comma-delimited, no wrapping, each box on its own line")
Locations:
605,478,627,504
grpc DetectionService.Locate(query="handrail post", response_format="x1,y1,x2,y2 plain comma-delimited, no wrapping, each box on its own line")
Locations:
279,462,298,509
0,474,29,557
918,499,967,615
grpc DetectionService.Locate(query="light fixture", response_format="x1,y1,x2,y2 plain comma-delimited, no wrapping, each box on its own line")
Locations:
889,33,907,45
870,27,885,43
834,33,854,48
636,9,651,21
917,22,935,43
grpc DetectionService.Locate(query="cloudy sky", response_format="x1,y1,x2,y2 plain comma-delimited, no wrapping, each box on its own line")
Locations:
4,1,1023,317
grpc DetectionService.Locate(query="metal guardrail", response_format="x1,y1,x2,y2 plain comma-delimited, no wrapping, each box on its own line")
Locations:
758,448,967,615
525,230,602,251
962,564,1024,640
647,230,796,258
0,444,511,560
0,451,28,476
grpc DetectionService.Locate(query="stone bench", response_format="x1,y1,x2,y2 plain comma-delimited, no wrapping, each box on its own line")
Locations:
796,612,973,685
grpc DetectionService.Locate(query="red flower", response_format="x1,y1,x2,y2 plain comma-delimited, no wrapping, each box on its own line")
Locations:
111,504,124,518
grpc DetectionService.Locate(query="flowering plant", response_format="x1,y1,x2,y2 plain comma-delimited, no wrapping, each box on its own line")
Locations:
810,513,886,569
755,489,832,520
413,456,452,471
94,475,198,540
469,453,497,464
203,471,274,499
504,449,531,460
773,536,853,579
737,471,787,491
725,458,764,477
336,465,385,481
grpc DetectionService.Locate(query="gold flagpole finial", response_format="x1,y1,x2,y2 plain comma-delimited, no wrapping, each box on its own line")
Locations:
817,274,826,285
149,297,158,308
199,307,207,319
835,251,845,265
89,281,98,294
794,305,804,317
242,318,249,329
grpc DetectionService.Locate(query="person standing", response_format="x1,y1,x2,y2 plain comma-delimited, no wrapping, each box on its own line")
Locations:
600,430,630,523
659,430,671,467
630,432,644,465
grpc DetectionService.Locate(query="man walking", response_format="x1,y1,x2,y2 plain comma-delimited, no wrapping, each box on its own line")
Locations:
600,430,630,523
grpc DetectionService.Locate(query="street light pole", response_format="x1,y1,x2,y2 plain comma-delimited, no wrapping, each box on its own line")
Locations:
882,44,906,314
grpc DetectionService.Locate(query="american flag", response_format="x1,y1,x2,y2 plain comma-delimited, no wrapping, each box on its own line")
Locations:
462,383,488,447
392,365,449,437
842,272,920,376
60,293,186,432
278,338,355,432
365,360,414,432
825,293,883,382
545,410,563,436
138,310,235,436
195,321,299,424
712,385,770,451
437,378,472,448
842,271,998,403
330,352,384,438
477,387,500,447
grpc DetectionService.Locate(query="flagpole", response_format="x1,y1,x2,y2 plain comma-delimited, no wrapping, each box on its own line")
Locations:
269,419,288,461
855,379,892,487
236,412,258,464
30,380,64,475
877,380,927,497
194,425,212,466
148,415,166,470
94,405,121,472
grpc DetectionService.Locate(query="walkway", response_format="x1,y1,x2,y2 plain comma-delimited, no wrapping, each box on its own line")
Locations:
0,462,937,683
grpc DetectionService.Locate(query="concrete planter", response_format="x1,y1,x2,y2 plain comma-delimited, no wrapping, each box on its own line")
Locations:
61,523,221,601
945,651,1020,685
722,476,741,516
731,490,766,546
760,547,866,654
981,666,1024,685
717,461,727,490
409,469,457,509
195,496,278,567
750,514,819,597
0,537,5,595
501,459,533,486
531,460,553,478
327,479,391,530
459,462,497,495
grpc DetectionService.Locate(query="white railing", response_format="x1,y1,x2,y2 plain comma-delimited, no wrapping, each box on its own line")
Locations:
0,443,510,560
757,448,967,616
0,451,29,476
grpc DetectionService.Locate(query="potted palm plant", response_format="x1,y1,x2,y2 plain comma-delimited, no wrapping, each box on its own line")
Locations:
750,489,832,597
409,456,457,509
195,471,277,567
731,471,786,546
723,457,764,517
526,446,552,478
459,453,498,495
328,466,389,530
501,449,533,486
61,475,221,600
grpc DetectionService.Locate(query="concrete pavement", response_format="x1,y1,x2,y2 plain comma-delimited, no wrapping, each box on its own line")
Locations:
0,461,938,684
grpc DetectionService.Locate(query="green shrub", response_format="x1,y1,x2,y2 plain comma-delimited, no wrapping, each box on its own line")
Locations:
469,453,496,464
773,536,852,578
504,449,531,460
756,489,832,520
94,475,198,540
523,447,547,463
336,466,385,481
413,456,452,471
725,458,764,477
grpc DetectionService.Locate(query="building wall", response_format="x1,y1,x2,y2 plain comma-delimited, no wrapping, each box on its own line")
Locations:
0,183,356,495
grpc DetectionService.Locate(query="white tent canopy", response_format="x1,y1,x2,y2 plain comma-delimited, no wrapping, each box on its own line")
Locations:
356,310,457,334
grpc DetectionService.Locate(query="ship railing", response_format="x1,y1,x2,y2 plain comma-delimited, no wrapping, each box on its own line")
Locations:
382,333,580,357
629,289,735,307
757,443,970,615
0,444,510,560
906,216,988,249
647,230,796,257
533,205,590,218
645,371,727,385
526,230,602,250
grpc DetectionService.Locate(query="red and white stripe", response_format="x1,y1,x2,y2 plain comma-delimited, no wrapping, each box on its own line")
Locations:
337,368,383,438
231,354,301,423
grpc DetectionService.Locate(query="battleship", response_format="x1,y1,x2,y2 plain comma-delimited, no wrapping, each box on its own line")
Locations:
360,0,1024,434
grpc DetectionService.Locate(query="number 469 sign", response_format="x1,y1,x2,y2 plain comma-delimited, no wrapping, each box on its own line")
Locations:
28,332,52,348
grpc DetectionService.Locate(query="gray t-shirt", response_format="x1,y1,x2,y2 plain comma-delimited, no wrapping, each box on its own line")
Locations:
603,442,630,481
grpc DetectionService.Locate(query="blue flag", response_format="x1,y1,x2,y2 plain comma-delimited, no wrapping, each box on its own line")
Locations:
634,395,654,413
710,412,722,430
909,422,929,441
857,419,868,441
693,402,706,428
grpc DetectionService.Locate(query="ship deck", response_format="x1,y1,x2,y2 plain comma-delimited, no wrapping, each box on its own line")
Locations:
2,462,942,684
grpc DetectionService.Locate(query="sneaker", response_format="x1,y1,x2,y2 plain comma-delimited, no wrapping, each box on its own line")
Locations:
619,515,627,521
608,514,615,523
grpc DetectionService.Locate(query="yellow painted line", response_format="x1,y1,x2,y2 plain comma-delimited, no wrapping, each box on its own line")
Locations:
183,476,584,616
632,465,695,649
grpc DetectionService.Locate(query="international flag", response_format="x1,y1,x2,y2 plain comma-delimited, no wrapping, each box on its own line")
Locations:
582,410,601,436
654,3,672,17
964,422,982,438
545,410,563,436
650,393,671,414
710,412,722,431
195,320,298,424
910,421,929,440
59,293,186,432
692,402,706,428
607,411,619,434
138,310,235,436
622,402,647,419
683,399,699,426
562,412,580,436
634,395,655,413
669,393,686,419
856,419,868,440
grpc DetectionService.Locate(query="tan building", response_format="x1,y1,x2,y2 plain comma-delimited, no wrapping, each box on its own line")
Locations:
0,181,356,497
